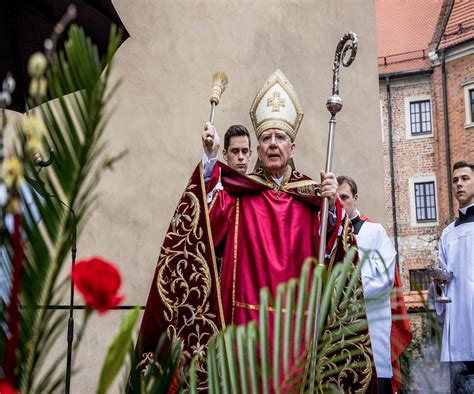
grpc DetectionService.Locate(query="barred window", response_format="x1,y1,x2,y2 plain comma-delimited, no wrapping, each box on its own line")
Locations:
409,269,431,291
415,181,437,222
410,100,432,135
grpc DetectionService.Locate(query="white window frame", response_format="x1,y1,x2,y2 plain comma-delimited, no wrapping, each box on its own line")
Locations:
462,79,474,129
404,95,434,140
409,175,438,227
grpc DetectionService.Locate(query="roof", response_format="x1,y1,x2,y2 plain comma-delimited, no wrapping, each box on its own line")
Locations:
438,0,474,49
376,0,444,75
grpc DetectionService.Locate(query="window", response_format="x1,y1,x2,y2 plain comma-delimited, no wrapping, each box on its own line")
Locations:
470,89,474,124
409,269,431,291
463,80,474,128
410,100,432,135
414,181,437,222
404,95,433,139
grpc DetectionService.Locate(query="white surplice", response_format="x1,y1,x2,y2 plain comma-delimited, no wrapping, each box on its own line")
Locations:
356,220,396,378
436,207,474,363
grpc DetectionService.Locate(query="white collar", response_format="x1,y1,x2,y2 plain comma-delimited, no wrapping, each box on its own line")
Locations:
459,203,474,215
272,175,284,186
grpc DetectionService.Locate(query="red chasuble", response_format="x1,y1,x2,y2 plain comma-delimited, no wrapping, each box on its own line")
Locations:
137,161,375,392
209,163,343,326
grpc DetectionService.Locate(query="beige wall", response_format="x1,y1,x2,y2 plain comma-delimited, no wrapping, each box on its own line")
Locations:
6,0,384,392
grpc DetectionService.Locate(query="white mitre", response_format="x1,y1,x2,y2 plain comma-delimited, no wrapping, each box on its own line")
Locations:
249,69,304,141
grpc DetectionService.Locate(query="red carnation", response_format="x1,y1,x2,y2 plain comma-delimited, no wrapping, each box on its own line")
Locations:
0,379,18,394
72,257,125,314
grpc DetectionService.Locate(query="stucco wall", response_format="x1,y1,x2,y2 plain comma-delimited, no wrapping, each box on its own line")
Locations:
5,1,384,392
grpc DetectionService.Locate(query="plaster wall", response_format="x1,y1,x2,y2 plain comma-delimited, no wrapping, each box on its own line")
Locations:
5,1,384,391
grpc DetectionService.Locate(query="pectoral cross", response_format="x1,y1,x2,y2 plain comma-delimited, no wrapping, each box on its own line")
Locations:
267,91,285,112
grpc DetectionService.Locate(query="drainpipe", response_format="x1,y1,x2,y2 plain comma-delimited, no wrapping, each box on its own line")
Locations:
440,50,454,221
385,76,400,267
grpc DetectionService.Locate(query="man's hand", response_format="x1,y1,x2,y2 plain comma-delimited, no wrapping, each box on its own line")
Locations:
320,170,337,210
202,122,220,159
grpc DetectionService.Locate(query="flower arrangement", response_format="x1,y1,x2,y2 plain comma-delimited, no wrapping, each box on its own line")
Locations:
0,8,147,393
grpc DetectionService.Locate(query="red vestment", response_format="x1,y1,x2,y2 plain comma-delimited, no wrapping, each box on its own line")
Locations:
137,162,376,392
209,163,341,326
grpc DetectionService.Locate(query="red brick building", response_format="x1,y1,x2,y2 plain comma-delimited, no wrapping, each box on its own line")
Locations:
376,0,474,308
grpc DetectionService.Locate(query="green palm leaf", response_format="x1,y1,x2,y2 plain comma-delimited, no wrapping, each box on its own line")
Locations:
190,248,374,393
0,25,124,392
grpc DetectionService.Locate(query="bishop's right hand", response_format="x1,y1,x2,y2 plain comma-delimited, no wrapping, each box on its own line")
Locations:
202,122,220,159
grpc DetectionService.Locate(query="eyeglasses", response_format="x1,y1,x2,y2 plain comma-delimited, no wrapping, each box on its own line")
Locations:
259,132,289,146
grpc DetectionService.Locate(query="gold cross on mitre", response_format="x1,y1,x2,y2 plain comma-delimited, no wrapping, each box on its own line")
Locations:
267,91,285,112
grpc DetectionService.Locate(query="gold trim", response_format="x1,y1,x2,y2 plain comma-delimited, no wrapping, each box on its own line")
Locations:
208,189,219,212
249,165,294,189
200,163,226,328
231,198,240,324
247,174,273,188
283,179,319,190
249,69,304,140
234,301,305,315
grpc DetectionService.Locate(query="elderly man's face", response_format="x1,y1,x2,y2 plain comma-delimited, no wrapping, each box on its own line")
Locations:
257,128,295,177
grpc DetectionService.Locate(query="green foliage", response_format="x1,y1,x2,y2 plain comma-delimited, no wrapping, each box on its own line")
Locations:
126,333,183,394
98,307,141,394
190,248,373,393
0,25,122,392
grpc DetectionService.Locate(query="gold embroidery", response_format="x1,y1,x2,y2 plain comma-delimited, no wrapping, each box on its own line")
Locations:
137,352,160,375
316,259,372,393
295,184,319,196
231,198,240,324
155,165,224,382
342,214,354,253
201,165,225,327
267,91,286,112
235,301,306,315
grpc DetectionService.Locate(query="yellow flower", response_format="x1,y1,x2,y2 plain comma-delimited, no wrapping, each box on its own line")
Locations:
5,198,20,215
29,77,47,98
22,114,46,141
27,52,47,78
3,157,24,190
26,137,44,161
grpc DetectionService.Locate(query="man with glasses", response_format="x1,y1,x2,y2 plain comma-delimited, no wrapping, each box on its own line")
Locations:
139,70,373,391
202,69,343,326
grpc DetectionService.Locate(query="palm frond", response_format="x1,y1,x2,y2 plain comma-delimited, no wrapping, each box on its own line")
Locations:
1,25,124,392
190,248,375,393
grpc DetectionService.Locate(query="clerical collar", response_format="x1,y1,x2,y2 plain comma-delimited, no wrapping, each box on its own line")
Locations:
351,214,365,235
272,175,284,186
459,203,474,215
455,204,474,227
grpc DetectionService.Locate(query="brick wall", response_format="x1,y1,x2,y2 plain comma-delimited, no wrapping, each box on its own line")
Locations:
432,52,474,220
379,49,474,307
380,77,441,298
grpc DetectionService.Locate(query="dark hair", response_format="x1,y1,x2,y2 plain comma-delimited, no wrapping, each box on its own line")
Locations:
337,175,358,196
453,160,474,172
224,125,251,150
